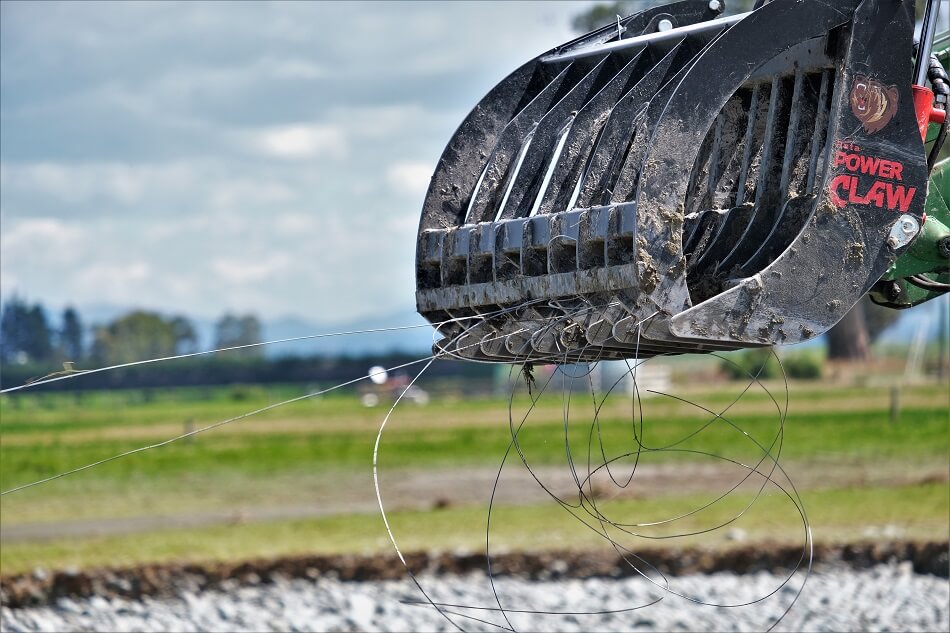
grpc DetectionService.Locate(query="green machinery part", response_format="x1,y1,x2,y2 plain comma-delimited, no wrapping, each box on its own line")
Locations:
867,159,950,309
868,35,950,310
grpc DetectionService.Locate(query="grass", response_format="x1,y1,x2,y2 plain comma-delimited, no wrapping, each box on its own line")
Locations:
1,403,945,494
2,383,945,475
0,381,946,575
0,381,943,435
1,482,945,574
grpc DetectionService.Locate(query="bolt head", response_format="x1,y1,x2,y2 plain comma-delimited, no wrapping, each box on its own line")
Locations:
708,0,722,12
939,236,950,258
901,218,919,234
657,19,674,32
886,282,901,301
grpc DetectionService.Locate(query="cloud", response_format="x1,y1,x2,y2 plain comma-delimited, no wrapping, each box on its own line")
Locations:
386,161,433,199
211,253,291,285
0,159,303,219
327,104,436,141
113,57,330,114
242,124,347,160
0,1,587,324
265,58,327,80
208,179,297,211
74,261,152,299
272,212,318,235
0,161,198,206
0,218,88,265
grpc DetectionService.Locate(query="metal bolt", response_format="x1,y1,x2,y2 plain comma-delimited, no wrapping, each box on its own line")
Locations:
657,19,674,32
939,236,950,259
708,0,722,12
887,214,920,249
886,281,902,301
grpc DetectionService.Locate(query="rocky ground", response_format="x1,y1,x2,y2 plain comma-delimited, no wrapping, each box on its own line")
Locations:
2,542,948,632
2,563,948,632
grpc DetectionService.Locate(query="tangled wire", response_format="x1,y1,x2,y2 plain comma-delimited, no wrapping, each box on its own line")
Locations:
1,304,812,631
374,304,811,632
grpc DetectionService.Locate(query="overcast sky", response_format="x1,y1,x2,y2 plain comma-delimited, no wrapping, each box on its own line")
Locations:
1,1,596,323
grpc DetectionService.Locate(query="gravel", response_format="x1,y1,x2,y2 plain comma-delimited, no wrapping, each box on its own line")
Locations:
3,563,948,632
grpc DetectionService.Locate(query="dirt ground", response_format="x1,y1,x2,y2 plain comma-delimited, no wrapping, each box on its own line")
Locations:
3,459,945,543
2,540,947,609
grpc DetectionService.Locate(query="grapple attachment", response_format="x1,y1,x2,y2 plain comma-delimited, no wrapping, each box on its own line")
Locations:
416,0,933,362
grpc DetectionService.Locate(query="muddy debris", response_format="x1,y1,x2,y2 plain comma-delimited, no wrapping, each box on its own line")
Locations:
2,540,947,609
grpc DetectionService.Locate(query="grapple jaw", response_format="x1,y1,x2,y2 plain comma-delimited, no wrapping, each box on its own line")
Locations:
416,0,930,362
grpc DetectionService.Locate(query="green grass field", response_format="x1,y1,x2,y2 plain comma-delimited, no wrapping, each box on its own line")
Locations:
2,483,945,574
1,380,947,574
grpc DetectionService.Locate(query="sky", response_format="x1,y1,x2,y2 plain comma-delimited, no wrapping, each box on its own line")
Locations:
1,1,594,324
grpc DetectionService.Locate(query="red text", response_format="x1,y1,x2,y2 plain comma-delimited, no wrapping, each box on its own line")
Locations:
829,150,915,211
829,175,916,211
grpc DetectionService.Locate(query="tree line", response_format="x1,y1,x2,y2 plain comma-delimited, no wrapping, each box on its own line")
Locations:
0,296,494,392
0,351,492,394
0,296,263,367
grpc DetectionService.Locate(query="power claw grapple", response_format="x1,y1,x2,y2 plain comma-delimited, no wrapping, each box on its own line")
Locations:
415,0,949,362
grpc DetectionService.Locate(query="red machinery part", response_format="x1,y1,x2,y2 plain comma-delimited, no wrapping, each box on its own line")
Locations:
912,84,947,141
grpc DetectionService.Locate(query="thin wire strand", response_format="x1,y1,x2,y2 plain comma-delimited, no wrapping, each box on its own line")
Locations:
0,305,531,394
0,324,435,394
0,304,533,497
380,307,814,631
5,296,816,630
372,313,540,633
1,355,436,496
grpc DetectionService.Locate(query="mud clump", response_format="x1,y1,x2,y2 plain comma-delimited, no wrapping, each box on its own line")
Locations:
846,242,865,267
637,236,660,294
